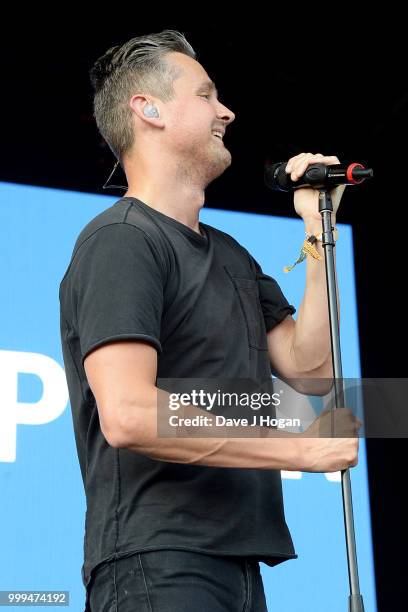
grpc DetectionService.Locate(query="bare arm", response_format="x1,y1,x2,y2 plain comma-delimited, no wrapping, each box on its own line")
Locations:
268,236,338,369
84,340,358,473
267,153,345,386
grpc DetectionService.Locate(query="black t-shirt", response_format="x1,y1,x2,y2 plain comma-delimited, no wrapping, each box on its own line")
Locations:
59,197,298,588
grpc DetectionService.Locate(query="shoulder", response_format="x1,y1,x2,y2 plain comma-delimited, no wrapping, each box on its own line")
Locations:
72,199,160,256
60,199,167,286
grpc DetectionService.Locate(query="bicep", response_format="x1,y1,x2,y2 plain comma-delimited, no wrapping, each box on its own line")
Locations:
84,339,158,447
267,316,332,395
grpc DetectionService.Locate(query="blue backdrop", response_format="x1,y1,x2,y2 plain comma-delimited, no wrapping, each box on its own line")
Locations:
0,181,376,611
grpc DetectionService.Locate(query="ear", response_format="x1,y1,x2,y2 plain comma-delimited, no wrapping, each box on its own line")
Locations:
129,94,165,128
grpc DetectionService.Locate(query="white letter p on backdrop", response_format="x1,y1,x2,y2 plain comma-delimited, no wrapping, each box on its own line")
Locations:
0,350,68,462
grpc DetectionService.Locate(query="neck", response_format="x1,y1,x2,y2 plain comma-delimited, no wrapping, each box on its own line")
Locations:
124,151,206,235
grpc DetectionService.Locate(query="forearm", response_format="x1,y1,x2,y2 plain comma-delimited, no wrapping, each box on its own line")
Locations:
292,216,340,375
116,386,301,470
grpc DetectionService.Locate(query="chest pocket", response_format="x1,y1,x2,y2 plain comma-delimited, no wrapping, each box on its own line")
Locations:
224,266,268,351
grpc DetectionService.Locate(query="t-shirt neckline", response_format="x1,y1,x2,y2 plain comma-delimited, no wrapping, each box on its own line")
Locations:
121,197,208,245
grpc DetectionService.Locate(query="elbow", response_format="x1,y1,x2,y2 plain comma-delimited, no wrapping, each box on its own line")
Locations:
102,425,129,449
101,404,150,451
104,424,150,450
283,377,332,397
295,365,335,396
300,377,334,397
290,346,334,396
287,357,334,397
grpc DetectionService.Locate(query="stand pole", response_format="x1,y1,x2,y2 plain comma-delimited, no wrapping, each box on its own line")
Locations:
318,189,365,612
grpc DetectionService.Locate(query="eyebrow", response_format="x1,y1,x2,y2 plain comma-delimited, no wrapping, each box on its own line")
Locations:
196,80,219,97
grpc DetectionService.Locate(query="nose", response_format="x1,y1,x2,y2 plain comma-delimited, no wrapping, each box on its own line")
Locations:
217,100,235,126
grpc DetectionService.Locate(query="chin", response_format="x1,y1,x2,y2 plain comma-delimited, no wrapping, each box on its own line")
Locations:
218,150,232,173
213,142,232,167
204,154,232,186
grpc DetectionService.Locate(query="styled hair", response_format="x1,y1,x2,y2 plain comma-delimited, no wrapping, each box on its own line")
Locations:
90,30,196,161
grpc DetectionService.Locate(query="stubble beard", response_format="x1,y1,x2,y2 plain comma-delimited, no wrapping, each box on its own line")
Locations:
177,137,232,188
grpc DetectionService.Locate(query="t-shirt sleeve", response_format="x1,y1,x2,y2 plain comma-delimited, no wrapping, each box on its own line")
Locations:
249,255,296,332
68,223,164,366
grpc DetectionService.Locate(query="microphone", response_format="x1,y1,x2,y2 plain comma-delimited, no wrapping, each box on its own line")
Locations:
265,161,374,192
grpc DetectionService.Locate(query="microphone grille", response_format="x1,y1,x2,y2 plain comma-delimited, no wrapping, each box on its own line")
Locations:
264,162,290,192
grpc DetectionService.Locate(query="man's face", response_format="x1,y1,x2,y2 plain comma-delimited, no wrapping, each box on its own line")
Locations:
163,52,235,185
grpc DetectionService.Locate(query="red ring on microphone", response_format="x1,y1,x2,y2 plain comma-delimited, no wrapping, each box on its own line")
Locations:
347,163,365,184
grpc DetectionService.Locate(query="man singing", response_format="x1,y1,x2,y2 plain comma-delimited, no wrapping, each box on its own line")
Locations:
59,29,359,611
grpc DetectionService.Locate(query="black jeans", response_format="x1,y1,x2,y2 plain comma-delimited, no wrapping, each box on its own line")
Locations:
85,550,268,611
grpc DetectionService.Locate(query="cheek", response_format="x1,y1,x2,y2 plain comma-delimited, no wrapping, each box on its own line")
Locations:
171,103,213,134
166,105,214,150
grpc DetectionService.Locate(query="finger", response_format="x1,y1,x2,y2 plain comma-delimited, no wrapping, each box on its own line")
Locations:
291,154,341,179
290,153,314,178
286,153,309,173
291,153,329,180
320,155,340,165
320,408,331,415
339,407,354,415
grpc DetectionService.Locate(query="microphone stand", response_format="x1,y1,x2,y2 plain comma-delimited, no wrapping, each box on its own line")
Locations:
318,189,365,612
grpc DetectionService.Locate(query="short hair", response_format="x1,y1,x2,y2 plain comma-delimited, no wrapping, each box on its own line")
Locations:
90,30,196,162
